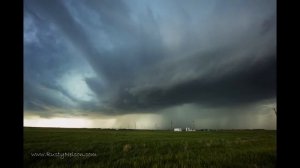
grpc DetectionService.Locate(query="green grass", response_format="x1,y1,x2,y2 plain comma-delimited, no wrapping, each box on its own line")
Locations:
24,127,276,168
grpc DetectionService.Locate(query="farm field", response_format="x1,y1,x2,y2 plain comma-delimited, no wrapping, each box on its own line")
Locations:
24,127,276,168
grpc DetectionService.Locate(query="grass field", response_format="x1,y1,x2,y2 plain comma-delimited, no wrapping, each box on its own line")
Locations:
24,127,276,168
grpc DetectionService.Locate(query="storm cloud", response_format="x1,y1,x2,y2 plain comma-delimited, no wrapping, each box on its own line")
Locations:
24,0,276,129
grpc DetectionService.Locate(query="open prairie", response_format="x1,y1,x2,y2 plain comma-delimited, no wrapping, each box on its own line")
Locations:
24,127,276,168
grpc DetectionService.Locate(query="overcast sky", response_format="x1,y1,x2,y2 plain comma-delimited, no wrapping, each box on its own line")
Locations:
24,0,276,129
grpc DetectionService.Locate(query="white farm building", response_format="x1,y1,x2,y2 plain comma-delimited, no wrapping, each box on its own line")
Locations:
174,128,182,132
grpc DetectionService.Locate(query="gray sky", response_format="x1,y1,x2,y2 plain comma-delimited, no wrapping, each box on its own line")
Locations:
24,0,276,129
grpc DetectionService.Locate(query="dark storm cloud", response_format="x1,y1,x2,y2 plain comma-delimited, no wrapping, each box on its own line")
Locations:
24,0,276,115
23,80,75,111
108,52,276,112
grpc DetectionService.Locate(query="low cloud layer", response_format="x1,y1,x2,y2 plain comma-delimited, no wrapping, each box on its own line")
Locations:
24,0,276,129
